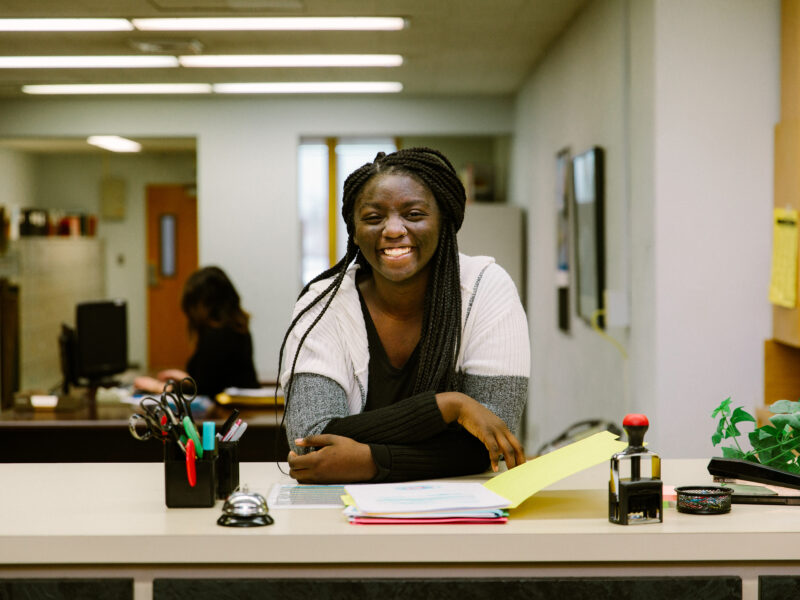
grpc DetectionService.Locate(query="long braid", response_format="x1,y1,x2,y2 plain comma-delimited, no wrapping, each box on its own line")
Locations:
278,146,467,410
416,220,461,392
277,241,357,402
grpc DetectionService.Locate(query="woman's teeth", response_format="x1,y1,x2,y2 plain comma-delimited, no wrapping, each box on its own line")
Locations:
382,247,411,257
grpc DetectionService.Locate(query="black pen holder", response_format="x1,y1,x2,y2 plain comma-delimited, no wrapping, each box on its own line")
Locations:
216,440,240,500
164,441,217,508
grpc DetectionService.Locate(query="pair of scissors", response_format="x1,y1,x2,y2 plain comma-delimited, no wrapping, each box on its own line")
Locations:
130,396,186,452
163,377,198,423
128,411,167,443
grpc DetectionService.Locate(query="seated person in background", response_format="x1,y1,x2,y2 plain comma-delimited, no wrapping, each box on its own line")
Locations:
280,147,530,484
135,266,260,397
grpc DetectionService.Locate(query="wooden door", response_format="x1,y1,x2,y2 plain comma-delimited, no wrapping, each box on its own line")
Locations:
146,184,198,371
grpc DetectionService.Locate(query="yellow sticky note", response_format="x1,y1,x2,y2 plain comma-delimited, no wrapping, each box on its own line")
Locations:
769,208,799,308
483,430,628,508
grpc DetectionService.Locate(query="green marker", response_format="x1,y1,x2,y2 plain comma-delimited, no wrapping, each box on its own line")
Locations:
183,416,203,459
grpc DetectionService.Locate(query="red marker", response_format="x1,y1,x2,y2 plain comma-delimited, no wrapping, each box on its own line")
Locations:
185,439,197,487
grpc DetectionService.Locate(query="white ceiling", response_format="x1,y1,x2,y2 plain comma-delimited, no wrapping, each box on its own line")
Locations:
0,0,588,98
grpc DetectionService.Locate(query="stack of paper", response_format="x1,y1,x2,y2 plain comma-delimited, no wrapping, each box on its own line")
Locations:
341,430,629,524
343,481,511,525
216,386,283,406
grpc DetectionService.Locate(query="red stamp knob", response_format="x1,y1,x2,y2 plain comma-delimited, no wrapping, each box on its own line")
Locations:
623,414,649,427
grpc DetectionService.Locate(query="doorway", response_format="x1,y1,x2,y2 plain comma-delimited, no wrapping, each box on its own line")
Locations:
146,184,198,371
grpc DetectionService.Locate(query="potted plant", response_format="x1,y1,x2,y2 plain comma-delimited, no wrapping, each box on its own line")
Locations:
712,397,800,474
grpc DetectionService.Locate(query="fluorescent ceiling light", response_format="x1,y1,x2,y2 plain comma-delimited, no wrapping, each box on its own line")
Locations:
0,19,133,32
132,17,406,31
213,81,403,94
179,54,403,68
0,56,178,68
87,136,142,153
22,83,212,95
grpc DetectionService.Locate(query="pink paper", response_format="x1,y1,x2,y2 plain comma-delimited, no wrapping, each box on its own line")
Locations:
350,517,508,525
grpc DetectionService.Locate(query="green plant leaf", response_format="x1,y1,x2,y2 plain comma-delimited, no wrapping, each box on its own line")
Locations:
730,407,756,425
749,430,772,448
721,446,746,459
712,397,732,418
749,428,773,443
769,399,800,414
784,461,800,474
723,423,741,438
769,414,796,430
756,425,779,437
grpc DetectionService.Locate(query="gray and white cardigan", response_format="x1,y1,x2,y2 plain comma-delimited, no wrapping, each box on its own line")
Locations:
280,253,530,453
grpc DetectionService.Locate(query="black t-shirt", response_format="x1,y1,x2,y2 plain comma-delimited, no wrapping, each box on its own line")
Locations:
185,325,259,397
359,290,421,410
318,290,490,482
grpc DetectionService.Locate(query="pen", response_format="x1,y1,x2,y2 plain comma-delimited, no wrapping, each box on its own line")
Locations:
220,409,240,437
222,418,242,442
229,421,248,442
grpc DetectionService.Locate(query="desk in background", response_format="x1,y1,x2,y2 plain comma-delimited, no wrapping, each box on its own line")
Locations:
0,396,289,462
0,459,798,600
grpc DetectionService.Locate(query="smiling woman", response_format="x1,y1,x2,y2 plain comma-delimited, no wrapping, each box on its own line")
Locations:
278,147,530,484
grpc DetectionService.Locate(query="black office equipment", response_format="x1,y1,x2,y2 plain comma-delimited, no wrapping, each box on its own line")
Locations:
609,414,663,525
58,324,79,394
164,441,217,508
75,299,128,386
707,457,800,490
59,300,128,392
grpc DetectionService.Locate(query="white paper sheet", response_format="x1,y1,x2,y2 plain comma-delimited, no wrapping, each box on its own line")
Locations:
344,481,510,515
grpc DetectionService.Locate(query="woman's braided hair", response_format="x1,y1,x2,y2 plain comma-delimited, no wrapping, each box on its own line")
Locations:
278,147,467,403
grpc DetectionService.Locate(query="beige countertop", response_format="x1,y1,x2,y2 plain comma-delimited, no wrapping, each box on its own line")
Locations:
1,458,799,566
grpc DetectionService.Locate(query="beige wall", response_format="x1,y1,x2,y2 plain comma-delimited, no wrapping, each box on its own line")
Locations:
512,0,779,457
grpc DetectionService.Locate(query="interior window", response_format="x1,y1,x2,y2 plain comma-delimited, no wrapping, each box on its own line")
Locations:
298,138,397,287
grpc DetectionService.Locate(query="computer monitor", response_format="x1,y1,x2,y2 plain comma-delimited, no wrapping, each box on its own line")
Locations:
58,323,78,394
71,299,128,387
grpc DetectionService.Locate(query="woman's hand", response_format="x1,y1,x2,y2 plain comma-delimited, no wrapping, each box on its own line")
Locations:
133,375,164,394
157,368,190,382
436,392,526,472
288,434,378,484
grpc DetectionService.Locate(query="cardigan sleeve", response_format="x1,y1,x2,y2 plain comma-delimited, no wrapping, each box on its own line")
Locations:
286,373,449,453
457,262,530,435
287,374,490,481
286,373,497,482
367,427,490,482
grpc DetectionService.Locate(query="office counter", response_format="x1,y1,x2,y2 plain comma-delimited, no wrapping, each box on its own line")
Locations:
0,459,798,600
0,403,289,462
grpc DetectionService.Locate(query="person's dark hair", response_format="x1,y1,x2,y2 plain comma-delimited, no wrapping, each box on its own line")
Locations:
181,266,250,335
279,147,467,401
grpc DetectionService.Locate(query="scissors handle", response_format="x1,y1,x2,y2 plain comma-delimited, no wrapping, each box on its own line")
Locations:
183,416,204,459
128,413,166,442
163,377,198,424
185,439,197,487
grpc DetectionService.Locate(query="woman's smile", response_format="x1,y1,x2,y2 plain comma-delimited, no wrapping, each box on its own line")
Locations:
381,246,413,258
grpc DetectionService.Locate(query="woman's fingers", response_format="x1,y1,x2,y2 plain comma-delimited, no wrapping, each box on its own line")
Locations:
509,434,526,469
287,435,377,484
459,401,526,470
294,434,335,448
